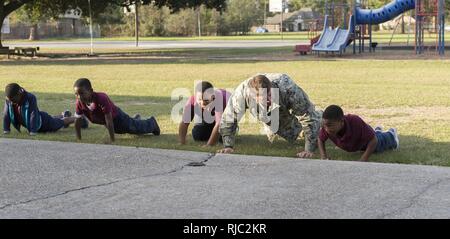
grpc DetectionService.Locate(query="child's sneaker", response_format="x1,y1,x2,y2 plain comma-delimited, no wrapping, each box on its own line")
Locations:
62,110,72,118
62,110,72,128
80,116,89,129
133,114,141,120
149,116,160,135
375,126,383,132
388,128,399,149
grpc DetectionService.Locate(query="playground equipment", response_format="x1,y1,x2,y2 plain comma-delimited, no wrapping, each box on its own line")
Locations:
415,0,446,54
312,15,355,55
385,14,415,46
294,19,322,55
312,0,445,55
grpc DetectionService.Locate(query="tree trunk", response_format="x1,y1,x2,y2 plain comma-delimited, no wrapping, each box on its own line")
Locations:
0,27,3,48
72,18,76,36
29,24,38,41
0,8,4,48
0,22,3,48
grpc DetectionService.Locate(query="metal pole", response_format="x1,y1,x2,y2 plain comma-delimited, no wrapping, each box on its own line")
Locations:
439,0,445,55
407,12,411,46
135,1,140,47
331,2,334,28
88,0,94,55
369,21,372,53
281,0,284,40
415,0,418,54
443,0,445,55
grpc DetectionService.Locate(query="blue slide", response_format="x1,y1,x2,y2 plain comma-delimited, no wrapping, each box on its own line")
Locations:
355,0,415,25
311,16,337,52
313,0,415,54
312,15,354,54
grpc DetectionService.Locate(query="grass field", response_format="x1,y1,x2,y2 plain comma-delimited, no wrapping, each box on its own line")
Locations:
1,50,450,166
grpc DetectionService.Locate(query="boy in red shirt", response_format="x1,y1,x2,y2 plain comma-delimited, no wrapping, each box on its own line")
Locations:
318,105,399,162
73,78,160,143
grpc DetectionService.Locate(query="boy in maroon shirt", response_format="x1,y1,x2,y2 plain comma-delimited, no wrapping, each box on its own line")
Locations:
73,78,160,143
318,105,399,162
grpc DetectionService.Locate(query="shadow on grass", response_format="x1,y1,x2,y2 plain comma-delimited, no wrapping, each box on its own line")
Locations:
0,57,279,66
0,47,304,66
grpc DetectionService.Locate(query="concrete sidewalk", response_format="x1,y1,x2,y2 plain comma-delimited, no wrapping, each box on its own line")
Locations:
1,138,449,218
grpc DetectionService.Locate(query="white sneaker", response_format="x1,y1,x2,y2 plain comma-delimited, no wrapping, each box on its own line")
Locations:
389,128,399,149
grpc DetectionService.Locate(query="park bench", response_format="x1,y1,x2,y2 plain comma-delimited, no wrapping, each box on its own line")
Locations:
0,47,13,59
14,47,40,57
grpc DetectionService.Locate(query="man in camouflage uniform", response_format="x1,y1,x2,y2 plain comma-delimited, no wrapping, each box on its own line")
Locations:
217,73,322,158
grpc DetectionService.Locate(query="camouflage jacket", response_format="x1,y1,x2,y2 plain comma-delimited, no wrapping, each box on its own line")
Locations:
219,73,321,152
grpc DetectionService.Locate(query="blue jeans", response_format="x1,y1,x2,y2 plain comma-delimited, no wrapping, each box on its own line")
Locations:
38,112,65,133
192,122,222,142
113,108,157,135
375,131,397,153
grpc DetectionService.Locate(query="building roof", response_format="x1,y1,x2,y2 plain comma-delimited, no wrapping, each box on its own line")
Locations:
266,8,320,25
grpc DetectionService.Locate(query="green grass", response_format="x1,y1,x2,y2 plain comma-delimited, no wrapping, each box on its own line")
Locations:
1,54,450,166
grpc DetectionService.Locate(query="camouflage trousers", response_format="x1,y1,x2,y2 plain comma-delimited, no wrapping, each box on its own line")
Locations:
264,110,322,144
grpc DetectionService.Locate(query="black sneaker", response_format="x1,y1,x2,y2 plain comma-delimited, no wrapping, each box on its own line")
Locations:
149,116,160,136
62,110,72,118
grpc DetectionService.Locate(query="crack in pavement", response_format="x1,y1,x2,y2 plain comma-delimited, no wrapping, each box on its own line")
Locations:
378,177,450,219
0,153,216,211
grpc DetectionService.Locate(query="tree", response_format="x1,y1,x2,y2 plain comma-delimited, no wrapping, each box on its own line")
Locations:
0,0,226,47
288,0,327,13
96,4,126,37
165,7,197,36
14,2,64,40
1,0,32,47
223,0,264,35
138,4,171,36
0,0,113,46
15,5,43,40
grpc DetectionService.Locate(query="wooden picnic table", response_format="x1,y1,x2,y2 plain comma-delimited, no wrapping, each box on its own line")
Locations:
0,47,13,59
14,47,40,57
